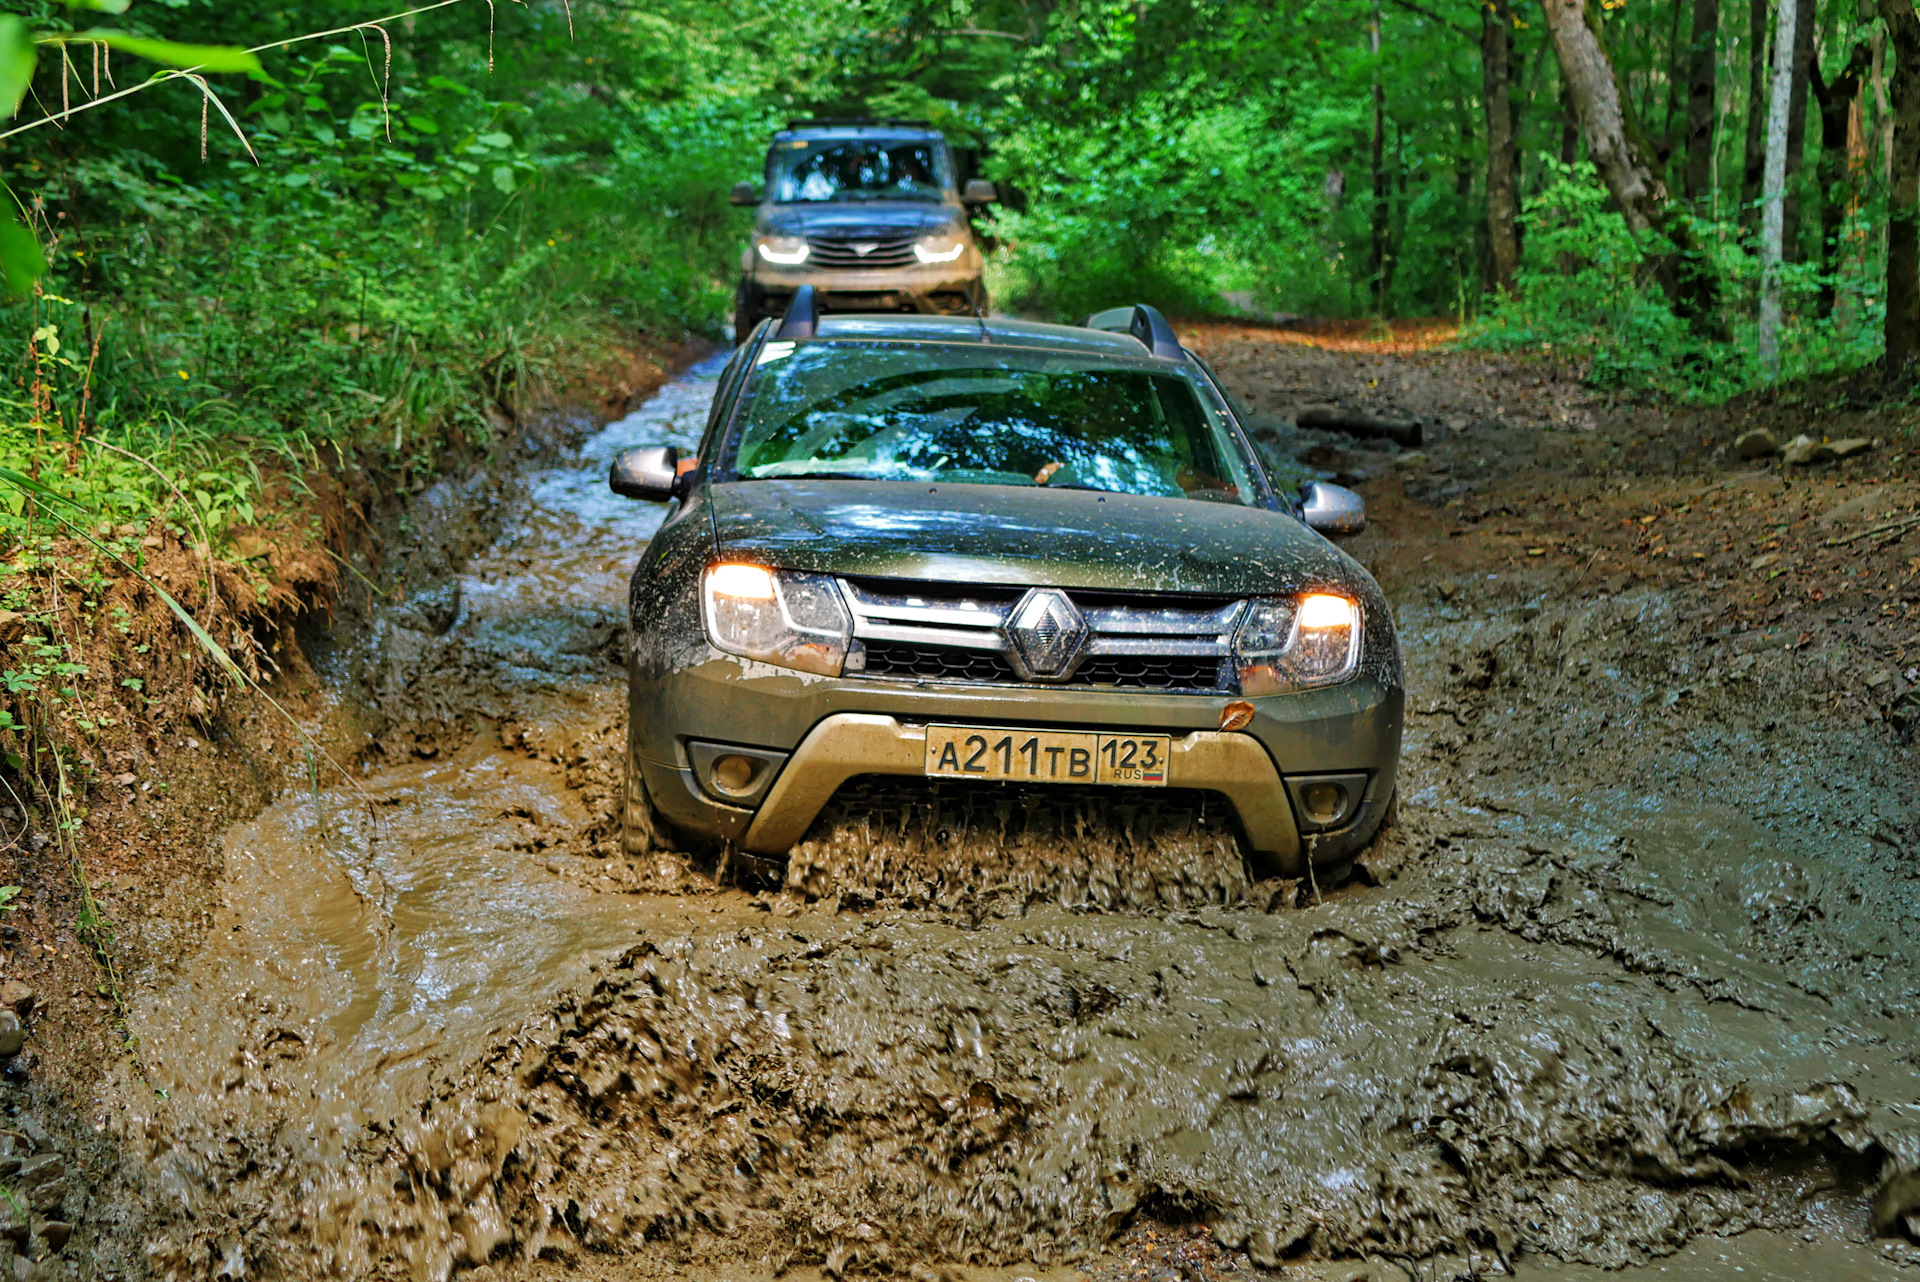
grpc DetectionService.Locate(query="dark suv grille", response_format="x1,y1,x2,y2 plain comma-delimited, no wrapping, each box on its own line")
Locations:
842,579,1242,694
863,642,1018,682
807,236,918,268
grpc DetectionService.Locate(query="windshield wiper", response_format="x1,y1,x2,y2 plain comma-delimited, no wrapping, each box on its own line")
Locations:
745,470,910,482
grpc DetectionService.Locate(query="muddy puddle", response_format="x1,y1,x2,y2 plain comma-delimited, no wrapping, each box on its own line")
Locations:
106,356,1920,1280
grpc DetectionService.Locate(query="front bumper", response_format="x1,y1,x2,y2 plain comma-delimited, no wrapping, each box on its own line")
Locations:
741,257,984,316
630,656,1402,876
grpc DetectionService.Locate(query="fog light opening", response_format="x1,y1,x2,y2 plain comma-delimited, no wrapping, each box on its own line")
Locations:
1302,781,1346,825
711,754,762,796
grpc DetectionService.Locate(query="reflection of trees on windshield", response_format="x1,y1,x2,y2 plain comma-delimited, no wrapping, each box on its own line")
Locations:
736,359,1251,502
771,142,947,202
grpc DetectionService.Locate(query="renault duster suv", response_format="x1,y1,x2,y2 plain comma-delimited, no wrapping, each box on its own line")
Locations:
728,119,995,342
609,292,1402,881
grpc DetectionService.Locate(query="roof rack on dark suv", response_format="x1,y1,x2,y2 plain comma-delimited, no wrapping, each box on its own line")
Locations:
783,117,933,130
1080,304,1187,361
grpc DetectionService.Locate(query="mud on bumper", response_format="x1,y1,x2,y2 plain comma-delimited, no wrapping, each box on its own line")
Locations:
639,711,1397,878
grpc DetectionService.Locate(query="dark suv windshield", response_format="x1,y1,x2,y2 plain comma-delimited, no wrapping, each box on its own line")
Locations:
768,138,951,203
725,342,1261,505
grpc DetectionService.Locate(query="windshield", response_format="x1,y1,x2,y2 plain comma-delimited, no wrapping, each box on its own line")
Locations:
768,138,951,203
725,342,1262,505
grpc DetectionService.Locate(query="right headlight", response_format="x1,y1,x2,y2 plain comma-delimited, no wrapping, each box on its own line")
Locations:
702,563,851,676
913,234,967,263
1234,593,1361,694
755,235,810,265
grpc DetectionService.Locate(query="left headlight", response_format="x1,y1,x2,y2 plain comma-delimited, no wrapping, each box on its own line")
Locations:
1234,592,1361,694
756,235,810,265
702,564,851,676
913,234,967,264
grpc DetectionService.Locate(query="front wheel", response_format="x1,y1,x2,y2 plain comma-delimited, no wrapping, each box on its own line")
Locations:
1307,789,1397,890
623,720,680,857
732,284,757,346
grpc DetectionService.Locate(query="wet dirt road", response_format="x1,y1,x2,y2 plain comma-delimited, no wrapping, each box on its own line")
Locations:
113,349,1920,1280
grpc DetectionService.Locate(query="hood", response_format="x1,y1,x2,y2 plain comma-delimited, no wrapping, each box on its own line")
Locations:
706,480,1365,597
758,202,959,239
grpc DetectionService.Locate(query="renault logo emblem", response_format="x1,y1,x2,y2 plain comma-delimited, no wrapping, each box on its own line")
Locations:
1004,589,1088,679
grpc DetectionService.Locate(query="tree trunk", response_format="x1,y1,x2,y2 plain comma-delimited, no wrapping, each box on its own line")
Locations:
1758,0,1797,379
1810,46,1871,316
1484,0,1521,293
1542,0,1732,338
1880,0,1920,372
1781,0,1817,258
1559,81,1581,162
1683,0,1719,199
1370,5,1391,312
1740,0,1768,227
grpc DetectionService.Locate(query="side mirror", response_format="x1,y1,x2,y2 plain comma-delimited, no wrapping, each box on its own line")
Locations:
610,446,681,501
1300,481,1366,535
729,182,759,206
962,179,998,206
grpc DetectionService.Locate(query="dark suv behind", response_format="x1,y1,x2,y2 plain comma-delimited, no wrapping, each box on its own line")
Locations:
729,119,996,342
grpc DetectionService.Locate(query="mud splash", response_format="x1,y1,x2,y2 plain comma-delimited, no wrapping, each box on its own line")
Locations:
786,779,1252,911
105,354,1920,1281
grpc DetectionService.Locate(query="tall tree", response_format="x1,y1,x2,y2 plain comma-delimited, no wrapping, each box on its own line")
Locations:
1483,0,1521,292
1781,0,1818,256
1810,43,1872,316
1682,0,1719,199
1370,2,1392,311
1742,0,1769,225
1541,0,1731,338
1758,0,1798,379
1879,0,1920,371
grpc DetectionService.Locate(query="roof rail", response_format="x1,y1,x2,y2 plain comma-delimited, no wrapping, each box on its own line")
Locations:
783,118,934,131
1080,304,1186,361
775,285,819,340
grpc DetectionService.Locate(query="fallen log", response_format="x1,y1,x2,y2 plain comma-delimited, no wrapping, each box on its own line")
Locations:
1295,406,1424,447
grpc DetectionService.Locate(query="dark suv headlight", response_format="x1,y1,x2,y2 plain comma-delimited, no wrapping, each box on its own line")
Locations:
1234,593,1362,693
702,564,851,676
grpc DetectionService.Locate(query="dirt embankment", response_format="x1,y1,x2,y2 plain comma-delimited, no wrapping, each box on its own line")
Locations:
0,339,693,1278
8,321,1920,1282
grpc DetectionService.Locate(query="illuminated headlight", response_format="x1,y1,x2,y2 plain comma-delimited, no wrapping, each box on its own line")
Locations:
913,235,967,264
755,235,810,265
702,564,850,676
1234,593,1361,694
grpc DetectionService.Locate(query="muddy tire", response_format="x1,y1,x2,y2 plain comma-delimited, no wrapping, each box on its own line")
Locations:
622,721,679,856
732,286,757,346
1309,790,1397,890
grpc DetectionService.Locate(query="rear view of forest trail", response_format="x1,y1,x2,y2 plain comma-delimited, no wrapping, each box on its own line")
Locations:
28,324,1909,1281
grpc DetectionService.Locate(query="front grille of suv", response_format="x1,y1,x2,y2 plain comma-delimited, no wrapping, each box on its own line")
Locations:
842,579,1243,694
806,236,919,268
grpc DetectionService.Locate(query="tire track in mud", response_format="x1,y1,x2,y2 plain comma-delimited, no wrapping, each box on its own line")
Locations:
109,353,1920,1279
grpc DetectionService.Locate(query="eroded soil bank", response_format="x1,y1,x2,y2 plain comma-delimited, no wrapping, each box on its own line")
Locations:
30,331,1920,1280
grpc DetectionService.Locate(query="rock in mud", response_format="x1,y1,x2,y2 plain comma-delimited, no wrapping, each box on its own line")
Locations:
1810,437,1874,462
31,1222,69,1254
1873,1170,1920,1240
15,1155,63,1215
0,983,34,1018
1781,434,1818,465
1734,428,1780,458
0,1013,25,1059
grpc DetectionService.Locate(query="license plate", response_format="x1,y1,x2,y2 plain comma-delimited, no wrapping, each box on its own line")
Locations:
924,726,1170,787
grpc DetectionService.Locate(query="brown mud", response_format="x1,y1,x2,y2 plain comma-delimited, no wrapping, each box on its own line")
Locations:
29,333,1920,1280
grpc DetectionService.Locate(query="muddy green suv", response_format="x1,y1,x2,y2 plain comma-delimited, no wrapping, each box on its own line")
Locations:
609,292,1402,880
728,119,995,342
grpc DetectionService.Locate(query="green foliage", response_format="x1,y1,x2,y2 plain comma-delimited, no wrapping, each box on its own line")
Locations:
0,0,779,552
1464,163,1887,401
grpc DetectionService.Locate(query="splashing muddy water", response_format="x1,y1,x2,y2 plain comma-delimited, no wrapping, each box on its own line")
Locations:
109,356,1920,1280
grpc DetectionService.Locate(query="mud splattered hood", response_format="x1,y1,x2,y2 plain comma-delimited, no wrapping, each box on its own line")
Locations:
705,478,1367,596
756,201,961,240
